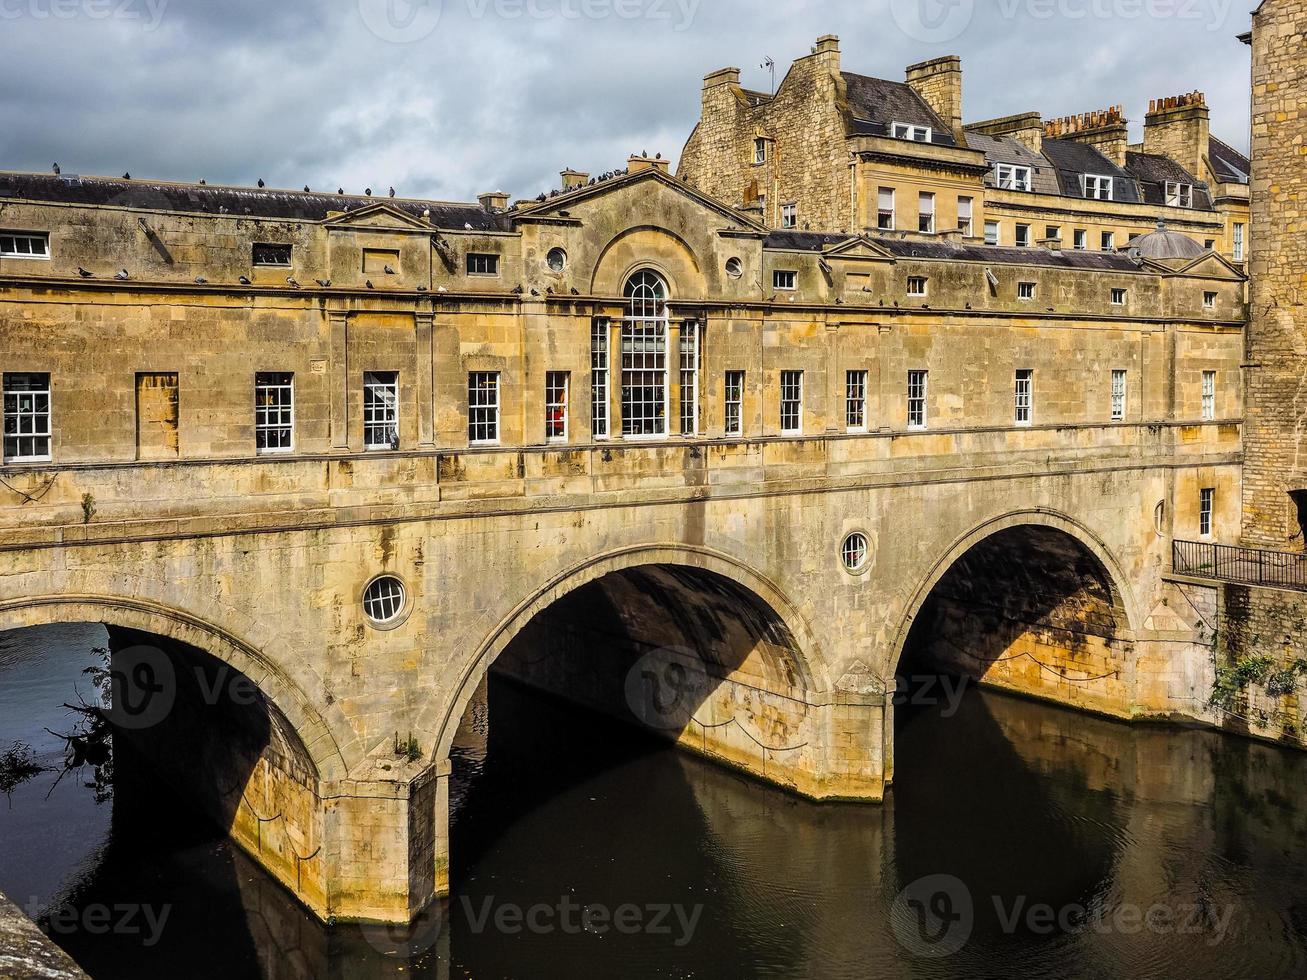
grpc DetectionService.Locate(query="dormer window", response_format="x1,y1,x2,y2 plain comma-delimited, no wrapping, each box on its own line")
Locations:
1082,175,1114,200
892,122,932,143
754,138,768,165
994,164,1032,192
1165,181,1194,208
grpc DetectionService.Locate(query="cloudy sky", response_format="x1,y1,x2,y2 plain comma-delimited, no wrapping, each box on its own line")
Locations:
1,0,1255,203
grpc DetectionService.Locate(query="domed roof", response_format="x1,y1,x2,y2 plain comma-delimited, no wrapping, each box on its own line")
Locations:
1127,221,1206,260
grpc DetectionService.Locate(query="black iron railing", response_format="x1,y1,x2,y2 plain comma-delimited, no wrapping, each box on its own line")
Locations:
1173,539,1307,591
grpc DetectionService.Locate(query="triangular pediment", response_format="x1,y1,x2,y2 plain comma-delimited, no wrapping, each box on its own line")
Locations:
322,202,431,230
823,237,896,262
1140,251,1247,280
515,168,767,234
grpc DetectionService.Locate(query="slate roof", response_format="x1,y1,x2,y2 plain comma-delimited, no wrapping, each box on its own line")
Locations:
842,73,957,147
1124,152,1214,210
763,230,860,251
1208,137,1251,184
964,132,1062,196
1040,138,1142,204
0,172,512,231
763,230,1146,270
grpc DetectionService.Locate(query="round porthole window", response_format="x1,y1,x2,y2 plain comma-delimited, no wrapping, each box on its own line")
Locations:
363,575,407,627
546,247,568,273
725,257,743,279
842,533,870,573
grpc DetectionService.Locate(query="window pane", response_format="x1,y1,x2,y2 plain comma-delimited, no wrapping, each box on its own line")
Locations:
364,372,400,450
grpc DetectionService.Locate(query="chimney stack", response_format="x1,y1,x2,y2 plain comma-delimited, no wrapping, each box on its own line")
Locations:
560,169,590,191
1044,106,1129,167
968,111,1043,154
812,34,841,71
628,153,670,175
478,191,510,212
906,56,965,144
1143,91,1210,182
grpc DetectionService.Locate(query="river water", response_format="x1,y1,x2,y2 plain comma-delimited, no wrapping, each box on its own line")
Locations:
2,623,1306,979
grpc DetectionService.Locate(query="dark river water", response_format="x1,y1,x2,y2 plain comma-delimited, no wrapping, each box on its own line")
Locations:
3,623,1307,979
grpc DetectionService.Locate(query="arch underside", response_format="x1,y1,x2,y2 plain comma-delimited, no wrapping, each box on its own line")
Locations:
899,522,1136,717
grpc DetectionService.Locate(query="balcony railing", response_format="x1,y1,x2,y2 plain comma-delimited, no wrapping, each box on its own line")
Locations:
1173,539,1307,592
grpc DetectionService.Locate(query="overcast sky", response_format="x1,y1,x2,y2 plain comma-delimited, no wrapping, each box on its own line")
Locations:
0,0,1255,203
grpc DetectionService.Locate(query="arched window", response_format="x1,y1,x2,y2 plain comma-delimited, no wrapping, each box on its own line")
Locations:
621,271,669,436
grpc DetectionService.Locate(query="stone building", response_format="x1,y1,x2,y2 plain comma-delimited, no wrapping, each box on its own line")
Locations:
678,36,1251,264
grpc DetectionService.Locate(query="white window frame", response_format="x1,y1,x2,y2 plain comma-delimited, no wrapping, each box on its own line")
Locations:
1102,231,1117,253
754,137,768,165
679,319,700,436
1200,487,1215,538
877,187,896,231
907,276,928,297
781,203,798,229
621,271,669,438
545,371,569,442
0,232,50,260
1165,181,1194,208
907,370,928,430
724,370,745,436
1204,291,1218,310
1111,287,1127,306
2,372,52,462
958,197,973,237
1073,229,1088,251
1233,223,1245,261
892,122,932,142
468,371,501,445
363,371,400,452
591,318,610,439
254,371,294,454
1202,371,1216,421
994,164,1032,192
846,370,868,433
1082,174,1114,200
918,193,935,234
1111,369,1127,422
1017,281,1036,301
773,270,797,292
466,253,500,277
1014,369,1033,426
780,370,803,435
984,221,1000,246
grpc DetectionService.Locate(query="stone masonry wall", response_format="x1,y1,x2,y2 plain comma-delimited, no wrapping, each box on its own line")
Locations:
1243,0,1307,547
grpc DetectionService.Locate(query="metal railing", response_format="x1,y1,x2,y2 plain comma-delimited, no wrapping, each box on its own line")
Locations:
1173,539,1307,591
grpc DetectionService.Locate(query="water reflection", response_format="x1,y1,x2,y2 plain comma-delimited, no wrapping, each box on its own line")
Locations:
2,625,1307,978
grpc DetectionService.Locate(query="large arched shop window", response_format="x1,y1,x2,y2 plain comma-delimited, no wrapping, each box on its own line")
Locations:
622,270,669,436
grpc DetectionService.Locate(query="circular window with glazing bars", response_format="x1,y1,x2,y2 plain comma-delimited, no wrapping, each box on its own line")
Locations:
546,247,567,273
363,575,407,626
725,257,743,279
842,532,870,574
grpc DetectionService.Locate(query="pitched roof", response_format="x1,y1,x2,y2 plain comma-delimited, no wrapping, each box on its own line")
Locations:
841,73,957,147
1124,152,1214,210
0,172,512,231
765,230,1147,270
1040,139,1142,204
964,131,1063,196
1208,136,1251,184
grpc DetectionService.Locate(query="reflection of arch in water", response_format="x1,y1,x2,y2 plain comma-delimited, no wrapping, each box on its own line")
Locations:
0,595,335,917
892,511,1139,719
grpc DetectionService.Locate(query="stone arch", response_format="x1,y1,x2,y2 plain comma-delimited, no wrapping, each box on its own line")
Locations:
0,593,349,782
589,226,706,298
429,544,831,762
889,509,1140,679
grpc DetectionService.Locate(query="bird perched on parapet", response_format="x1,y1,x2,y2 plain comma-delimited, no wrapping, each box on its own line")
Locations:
194,276,208,284
338,188,344,195
893,300,899,308
965,303,971,310
570,287,580,295
77,267,94,278
531,288,540,296
304,185,311,193
836,297,844,304
315,279,331,288
365,188,373,197
383,265,396,275
365,280,375,289
546,286,554,295
464,223,473,230
656,152,662,159
437,286,448,293
52,163,60,174
416,285,428,292
287,277,301,288
219,206,229,214
389,187,396,197
258,178,265,188
238,275,251,285
922,304,929,310
511,285,524,294
199,179,206,185
114,269,130,280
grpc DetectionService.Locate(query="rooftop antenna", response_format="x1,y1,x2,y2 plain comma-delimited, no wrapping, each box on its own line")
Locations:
761,56,776,96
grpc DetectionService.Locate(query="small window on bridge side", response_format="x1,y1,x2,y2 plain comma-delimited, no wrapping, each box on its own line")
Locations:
363,575,408,628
